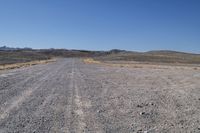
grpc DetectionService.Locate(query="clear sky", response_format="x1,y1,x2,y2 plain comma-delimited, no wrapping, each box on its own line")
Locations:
0,0,200,53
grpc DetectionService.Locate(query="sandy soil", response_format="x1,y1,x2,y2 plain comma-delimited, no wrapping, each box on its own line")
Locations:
0,58,200,133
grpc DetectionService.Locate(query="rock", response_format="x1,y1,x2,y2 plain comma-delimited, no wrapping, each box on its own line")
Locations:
137,105,143,108
140,112,145,115
149,102,154,106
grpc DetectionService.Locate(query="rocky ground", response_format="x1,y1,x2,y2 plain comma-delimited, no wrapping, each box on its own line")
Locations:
0,58,200,133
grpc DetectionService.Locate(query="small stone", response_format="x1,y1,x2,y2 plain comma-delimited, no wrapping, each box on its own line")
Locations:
137,105,143,108
149,102,154,105
144,131,148,133
140,112,145,115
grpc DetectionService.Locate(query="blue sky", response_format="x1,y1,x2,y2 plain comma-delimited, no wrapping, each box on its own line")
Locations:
0,0,200,53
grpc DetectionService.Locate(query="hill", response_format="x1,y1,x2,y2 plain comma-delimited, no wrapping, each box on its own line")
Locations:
0,47,102,65
97,50,200,64
0,46,200,65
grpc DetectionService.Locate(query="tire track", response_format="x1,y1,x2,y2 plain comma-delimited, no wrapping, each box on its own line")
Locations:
0,59,70,132
21,60,72,133
70,59,87,133
71,59,103,133
0,61,57,106
0,63,61,121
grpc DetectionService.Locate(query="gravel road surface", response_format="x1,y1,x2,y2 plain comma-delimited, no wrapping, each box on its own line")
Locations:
0,58,200,133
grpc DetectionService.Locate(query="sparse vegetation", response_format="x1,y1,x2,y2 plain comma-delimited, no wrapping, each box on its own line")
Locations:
96,50,200,64
0,50,51,65
0,59,56,70
0,49,101,66
1,48,200,70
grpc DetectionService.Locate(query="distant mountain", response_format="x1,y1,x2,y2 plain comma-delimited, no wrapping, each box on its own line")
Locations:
0,46,17,51
146,50,200,55
0,46,32,51
107,49,135,54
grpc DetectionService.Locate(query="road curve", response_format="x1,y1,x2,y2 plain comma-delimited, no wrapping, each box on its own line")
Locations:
0,58,200,133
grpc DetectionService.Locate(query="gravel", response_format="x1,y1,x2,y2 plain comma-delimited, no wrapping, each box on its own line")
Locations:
0,58,200,132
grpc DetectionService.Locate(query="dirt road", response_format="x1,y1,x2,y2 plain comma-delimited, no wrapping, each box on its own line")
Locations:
0,58,200,133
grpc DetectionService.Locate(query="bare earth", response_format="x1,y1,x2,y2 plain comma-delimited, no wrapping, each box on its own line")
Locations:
0,58,200,133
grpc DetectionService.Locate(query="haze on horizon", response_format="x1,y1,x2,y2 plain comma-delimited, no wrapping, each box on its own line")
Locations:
0,0,200,53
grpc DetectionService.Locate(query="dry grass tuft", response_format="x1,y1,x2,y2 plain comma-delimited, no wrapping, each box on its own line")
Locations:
83,58,172,69
83,58,101,64
0,58,56,71
83,58,200,70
